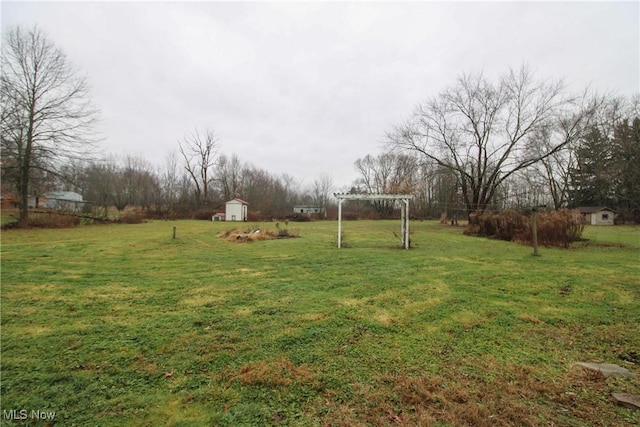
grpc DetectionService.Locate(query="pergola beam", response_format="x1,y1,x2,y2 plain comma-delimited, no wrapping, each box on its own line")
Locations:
334,193,414,249
334,193,414,201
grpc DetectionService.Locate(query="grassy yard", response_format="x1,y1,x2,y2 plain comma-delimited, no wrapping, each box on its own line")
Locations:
1,220,638,426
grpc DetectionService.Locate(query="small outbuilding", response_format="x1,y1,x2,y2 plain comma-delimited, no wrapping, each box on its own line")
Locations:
293,205,324,215
577,206,616,225
42,191,86,211
225,198,249,222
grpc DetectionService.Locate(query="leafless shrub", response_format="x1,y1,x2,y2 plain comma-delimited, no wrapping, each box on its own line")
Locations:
24,211,80,228
521,209,585,248
466,209,584,248
114,212,147,224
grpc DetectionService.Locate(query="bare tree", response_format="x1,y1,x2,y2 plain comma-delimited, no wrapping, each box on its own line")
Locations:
178,128,219,206
1,25,100,225
215,153,243,201
159,150,181,215
354,152,417,217
214,153,303,218
311,173,334,218
413,162,461,219
389,66,592,215
527,92,603,209
280,173,301,208
122,154,158,212
82,157,118,216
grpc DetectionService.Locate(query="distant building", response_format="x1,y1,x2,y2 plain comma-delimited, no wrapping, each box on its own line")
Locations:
212,213,225,221
576,207,616,225
225,198,249,221
293,205,324,215
0,193,18,208
42,191,87,211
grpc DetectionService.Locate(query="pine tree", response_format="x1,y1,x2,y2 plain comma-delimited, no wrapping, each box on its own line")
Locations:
612,117,640,222
570,126,615,207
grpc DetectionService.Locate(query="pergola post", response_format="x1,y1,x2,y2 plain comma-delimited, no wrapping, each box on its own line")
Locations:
337,199,343,249
403,198,410,249
401,198,406,248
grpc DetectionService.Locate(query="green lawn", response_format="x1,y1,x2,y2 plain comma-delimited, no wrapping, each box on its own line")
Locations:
1,220,638,426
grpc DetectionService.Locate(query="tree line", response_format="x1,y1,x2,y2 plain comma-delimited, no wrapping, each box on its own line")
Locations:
2,26,639,225
0,26,334,224
51,149,334,221
354,80,639,222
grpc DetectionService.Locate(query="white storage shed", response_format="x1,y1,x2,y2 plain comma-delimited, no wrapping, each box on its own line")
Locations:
225,198,249,221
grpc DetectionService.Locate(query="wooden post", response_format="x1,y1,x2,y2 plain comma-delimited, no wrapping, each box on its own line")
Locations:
532,208,540,256
172,226,176,240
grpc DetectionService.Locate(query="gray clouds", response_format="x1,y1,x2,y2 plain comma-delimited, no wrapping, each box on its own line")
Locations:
3,1,638,187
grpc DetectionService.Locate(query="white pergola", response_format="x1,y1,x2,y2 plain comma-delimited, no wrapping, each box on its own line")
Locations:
334,193,415,249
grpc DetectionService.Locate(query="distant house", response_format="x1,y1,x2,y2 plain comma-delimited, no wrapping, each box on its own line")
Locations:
293,205,324,215
212,212,225,221
0,193,18,208
293,205,324,216
42,191,86,211
225,198,249,221
577,207,616,225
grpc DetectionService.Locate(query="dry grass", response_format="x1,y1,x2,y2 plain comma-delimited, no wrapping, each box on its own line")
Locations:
226,357,317,388
518,313,545,324
319,358,635,427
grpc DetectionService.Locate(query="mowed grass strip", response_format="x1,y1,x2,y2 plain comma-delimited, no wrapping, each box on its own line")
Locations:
1,220,639,426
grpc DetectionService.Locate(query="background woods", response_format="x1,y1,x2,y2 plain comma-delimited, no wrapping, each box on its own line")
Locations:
2,26,638,224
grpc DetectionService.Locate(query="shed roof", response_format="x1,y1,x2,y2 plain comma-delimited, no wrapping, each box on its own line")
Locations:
226,198,249,205
576,206,616,214
44,191,83,201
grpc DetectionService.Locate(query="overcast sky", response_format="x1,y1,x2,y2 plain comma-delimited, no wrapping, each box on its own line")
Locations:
2,1,639,189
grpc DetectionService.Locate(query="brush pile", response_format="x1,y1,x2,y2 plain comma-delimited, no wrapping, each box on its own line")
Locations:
218,224,299,242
